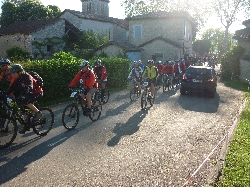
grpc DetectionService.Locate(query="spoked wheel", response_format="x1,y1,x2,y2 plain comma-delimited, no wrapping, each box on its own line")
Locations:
150,94,155,106
162,77,167,92
167,79,170,91
62,103,79,130
102,87,110,104
141,91,147,110
130,87,137,101
33,107,54,136
89,99,102,122
0,116,17,149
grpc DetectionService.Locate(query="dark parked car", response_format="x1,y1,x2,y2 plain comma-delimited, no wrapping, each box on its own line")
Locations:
180,66,217,98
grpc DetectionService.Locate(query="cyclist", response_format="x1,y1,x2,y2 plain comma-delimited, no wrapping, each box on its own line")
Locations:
156,61,164,87
5,64,43,134
179,59,187,74
138,60,144,70
162,60,174,88
69,60,96,116
173,60,181,85
141,60,158,98
128,61,143,94
93,59,107,102
0,58,16,87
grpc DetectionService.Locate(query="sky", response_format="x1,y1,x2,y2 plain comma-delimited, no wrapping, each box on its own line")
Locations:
0,0,247,35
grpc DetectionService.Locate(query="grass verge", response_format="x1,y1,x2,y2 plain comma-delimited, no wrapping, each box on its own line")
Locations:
216,81,250,187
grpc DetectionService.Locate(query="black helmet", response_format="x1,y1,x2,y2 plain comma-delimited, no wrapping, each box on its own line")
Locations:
0,58,11,65
95,59,101,65
10,64,23,73
79,60,90,67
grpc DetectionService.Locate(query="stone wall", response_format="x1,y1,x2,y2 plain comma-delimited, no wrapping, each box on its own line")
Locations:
239,59,250,82
95,45,125,57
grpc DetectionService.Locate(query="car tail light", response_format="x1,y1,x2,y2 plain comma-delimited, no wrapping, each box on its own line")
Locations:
208,78,215,82
182,75,187,80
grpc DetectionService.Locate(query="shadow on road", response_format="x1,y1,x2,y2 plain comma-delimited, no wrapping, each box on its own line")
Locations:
178,92,220,113
0,122,92,185
107,110,148,147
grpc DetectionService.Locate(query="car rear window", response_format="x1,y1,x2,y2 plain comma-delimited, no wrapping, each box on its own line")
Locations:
186,68,211,76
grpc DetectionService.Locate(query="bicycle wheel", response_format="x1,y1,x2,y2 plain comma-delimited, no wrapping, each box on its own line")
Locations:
102,87,110,104
167,79,170,91
33,107,54,136
150,94,155,106
141,90,147,110
130,87,137,101
89,99,102,121
0,116,17,149
62,103,79,130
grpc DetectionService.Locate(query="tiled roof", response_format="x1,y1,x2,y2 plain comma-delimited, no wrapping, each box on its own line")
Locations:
95,40,140,51
232,28,250,41
128,11,195,25
60,9,129,29
0,18,63,35
139,36,182,48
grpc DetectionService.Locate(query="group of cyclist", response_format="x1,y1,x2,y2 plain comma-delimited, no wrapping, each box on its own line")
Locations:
128,59,190,98
0,58,107,133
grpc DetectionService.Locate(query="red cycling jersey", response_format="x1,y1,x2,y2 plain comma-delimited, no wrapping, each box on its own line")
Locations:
69,69,96,89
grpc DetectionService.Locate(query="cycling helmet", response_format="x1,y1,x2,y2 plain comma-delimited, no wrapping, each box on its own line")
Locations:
95,59,101,65
0,58,11,65
148,60,154,64
9,64,23,73
138,60,141,63
79,60,90,67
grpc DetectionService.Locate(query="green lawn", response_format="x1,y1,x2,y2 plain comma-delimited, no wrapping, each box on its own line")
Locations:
216,81,250,187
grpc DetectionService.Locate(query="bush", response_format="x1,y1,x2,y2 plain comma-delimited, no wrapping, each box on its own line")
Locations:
220,46,244,81
6,46,30,62
2,52,131,104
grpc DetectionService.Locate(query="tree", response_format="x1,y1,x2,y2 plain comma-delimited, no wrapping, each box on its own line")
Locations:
0,0,61,27
121,0,214,31
200,28,234,56
193,40,211,56
212,0,250,52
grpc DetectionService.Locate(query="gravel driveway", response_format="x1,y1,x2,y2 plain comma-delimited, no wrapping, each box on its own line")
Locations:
0,67,244,186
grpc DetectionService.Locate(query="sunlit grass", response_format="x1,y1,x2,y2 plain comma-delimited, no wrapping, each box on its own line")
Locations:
216,81,250,186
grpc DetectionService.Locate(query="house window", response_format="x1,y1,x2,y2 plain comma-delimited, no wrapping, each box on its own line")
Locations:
87,3,91,13
47,45,53,52
134,25,142,38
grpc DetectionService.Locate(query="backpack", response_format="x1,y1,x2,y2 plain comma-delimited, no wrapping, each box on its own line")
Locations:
28,71,43,87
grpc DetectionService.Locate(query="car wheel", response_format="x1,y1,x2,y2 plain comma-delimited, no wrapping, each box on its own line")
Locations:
208,91,215,98
180,88,186,95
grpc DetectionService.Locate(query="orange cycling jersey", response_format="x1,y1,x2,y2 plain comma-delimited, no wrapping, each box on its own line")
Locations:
0,67,16,86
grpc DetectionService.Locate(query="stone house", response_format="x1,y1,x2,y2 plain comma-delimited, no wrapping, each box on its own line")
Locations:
233,19,250,82
0,18,80,59
127,11,195,63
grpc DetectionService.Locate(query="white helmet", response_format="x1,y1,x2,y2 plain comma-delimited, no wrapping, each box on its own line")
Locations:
79,60,90,67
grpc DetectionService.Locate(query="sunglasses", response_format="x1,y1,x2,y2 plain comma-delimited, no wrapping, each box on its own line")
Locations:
1,64,6,67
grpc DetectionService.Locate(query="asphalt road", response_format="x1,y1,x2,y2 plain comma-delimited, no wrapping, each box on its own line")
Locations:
0,68,244,186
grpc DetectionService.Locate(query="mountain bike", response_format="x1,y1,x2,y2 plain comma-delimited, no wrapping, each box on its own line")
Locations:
129,78,141,101
0,95,54,149
162,74,170,92
62,87,102,130
141,81,155,110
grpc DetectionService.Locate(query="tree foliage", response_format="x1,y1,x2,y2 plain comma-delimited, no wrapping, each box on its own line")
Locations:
0,0,61,27
70,30,109,59
193,40,211,55
121,0,214,30
212,0,250,51
201,28,234,56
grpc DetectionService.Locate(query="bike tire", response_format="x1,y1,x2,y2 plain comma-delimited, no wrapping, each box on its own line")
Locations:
33,107,54,136
141,91,147,110
130,87,137,101
167,80,170,91
102,87,110,104
89,99,102,122
0,116,17,149
150,94,155,106
62,103,79,130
